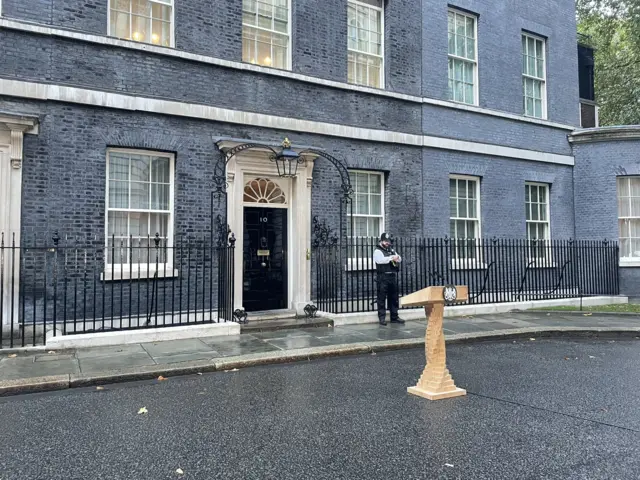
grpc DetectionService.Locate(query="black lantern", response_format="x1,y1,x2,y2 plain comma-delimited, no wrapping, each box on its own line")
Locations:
272,138,303,177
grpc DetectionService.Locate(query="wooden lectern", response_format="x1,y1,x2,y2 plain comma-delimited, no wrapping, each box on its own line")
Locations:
401,285,468,401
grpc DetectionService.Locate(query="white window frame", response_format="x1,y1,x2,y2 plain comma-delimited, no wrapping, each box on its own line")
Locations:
104,148,176,280
449,174,485,269
525,182,552,264
107,0,175,48
447,8,479,106
522,33,547,119
347,170,385,270
617,176,640,266
347,0,385,89
241,0,292,70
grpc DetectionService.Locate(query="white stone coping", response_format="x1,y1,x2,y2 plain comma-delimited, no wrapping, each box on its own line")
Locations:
46,322,240,349
323,295,628,326
0,78,576,166
568,125,640,144
0,17,576,132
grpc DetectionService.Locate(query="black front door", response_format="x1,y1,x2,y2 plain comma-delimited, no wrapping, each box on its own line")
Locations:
243,207,288,312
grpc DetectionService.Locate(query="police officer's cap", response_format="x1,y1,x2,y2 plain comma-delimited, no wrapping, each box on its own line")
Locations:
380,232,392,242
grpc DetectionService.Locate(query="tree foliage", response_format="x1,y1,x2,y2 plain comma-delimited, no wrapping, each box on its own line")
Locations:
577,0,640,125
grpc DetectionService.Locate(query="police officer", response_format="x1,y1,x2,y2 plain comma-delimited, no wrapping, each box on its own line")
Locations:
373,232,404,326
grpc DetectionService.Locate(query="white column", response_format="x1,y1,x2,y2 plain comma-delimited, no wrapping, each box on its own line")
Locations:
292,159,314,315
0,129,25,327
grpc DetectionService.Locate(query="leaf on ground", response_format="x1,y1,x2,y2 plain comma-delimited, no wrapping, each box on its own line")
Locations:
157,376,167,381
197,391,206,395
96,386,105,391
137,407,148,415
589,355,596,359
583,313,593,316
529,338,536,341
197,372,203,376
564,357,570,360
445,463,454,468
7,354,17,358
47,351,56,354
176,468,184,475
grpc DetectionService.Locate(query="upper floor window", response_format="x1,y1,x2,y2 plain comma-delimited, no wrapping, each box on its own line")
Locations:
522,33,547,119
109,0,173,47
525,182,551,261
242,0,290,69
617,177,640,262
449,175,481,261
348,0,384,89
448,9,477,105
106,149,174,266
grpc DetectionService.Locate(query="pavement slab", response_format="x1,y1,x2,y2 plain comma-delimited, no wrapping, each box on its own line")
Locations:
1,312,640,392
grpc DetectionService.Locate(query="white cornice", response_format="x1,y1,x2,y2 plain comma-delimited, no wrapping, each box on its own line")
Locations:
0,17,576,132
568,125,640,144
0,78,575,166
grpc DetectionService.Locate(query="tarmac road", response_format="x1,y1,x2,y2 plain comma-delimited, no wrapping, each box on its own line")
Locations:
1,337,639,479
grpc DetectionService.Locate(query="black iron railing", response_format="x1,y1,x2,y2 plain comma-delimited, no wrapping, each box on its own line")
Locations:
313,237,620,314
0,232,235,349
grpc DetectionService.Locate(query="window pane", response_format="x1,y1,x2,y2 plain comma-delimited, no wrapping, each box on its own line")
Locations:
151,184,170,210
130,182,150,209
109,180,129,208
370,194,382,215
458,198,467,218
108,211,128,237
369,174,382,194
355,194,368,215
620,197,631,217
449,196,457,216
618,178,630,197
631,178,640,197
151,156,170,183
109,154,129,181
356,173,368,192
368,217,381,237
131,155,151,183
354,217,367,236
631,198,640,217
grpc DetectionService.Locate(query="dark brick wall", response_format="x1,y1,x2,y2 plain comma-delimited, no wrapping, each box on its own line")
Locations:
422,148,575,239
572,139,640,297
422,0,580,126
0,29,422,134
422,105,574,155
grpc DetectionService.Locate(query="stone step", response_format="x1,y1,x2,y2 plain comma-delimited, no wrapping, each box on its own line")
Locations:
240,316,333,334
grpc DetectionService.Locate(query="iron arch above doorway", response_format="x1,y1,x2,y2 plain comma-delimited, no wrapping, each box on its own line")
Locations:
212,138,354,245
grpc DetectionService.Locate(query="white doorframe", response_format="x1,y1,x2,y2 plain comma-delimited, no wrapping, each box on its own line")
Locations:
219,145,316,315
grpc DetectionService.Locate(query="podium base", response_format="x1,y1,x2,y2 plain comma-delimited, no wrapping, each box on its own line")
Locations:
407,386,467,401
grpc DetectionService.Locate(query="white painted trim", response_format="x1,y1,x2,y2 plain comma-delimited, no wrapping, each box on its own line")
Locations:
225,150,314,313
569,125,640,144
0,18,577,132
423,136,575,166
0,78,576,166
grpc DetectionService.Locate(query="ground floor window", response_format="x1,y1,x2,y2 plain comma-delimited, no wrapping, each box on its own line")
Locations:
525,182,551,261
617,176,640,261
449,175,481,261
106,149,174,265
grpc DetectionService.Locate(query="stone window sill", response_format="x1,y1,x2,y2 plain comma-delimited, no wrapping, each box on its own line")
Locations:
101,266,179,282
620,259,640,268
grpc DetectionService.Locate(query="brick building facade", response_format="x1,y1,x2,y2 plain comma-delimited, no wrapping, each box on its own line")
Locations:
0,0,635,324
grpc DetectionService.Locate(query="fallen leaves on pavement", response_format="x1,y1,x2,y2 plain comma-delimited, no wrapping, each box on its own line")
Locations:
157,376,167,381
138,407,148,415
176,468,184,476
7,354,17,358
96,386,105,391
529,338,536,341
583,313,593,316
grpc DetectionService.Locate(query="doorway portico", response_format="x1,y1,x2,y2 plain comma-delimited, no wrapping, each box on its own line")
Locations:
215,139,317,315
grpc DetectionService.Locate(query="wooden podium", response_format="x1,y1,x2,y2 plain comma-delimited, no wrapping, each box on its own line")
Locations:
401,285,468,401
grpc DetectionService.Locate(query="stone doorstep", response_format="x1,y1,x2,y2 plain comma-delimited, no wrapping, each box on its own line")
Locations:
1,327,640,397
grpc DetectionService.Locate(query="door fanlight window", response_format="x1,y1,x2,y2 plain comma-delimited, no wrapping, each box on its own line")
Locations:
243,178,287,204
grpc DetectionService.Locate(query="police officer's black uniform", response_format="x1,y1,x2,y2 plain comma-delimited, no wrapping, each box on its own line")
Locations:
373,233,404,326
